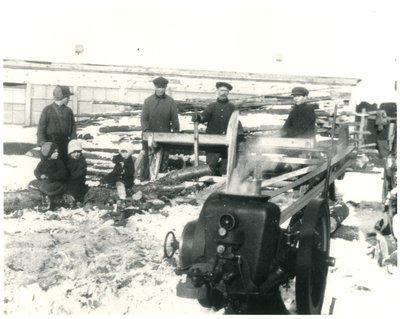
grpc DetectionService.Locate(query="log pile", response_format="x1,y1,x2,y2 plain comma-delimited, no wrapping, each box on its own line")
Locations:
3,164,213,215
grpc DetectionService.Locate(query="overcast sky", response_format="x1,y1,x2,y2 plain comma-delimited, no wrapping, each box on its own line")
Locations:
1,0,399,98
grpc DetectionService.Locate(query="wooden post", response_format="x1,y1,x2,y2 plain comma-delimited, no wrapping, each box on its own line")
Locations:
358,108,367,147
72,85,79,115
25,82,32,126
388,122,396,152
193,120,199,166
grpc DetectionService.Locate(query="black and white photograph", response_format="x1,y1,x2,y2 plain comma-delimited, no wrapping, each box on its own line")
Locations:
1,0,398,315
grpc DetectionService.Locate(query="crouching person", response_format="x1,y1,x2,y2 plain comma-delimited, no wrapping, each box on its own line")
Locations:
100,143,135,200
34,142,67,211
66,139,88,203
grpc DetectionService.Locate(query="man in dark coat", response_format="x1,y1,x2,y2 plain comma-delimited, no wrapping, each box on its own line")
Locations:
139,76,180,179
37,85,77,164
192,81,238,176
280,87,316,138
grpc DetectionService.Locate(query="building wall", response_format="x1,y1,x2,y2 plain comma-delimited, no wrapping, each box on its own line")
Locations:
3,59,360,126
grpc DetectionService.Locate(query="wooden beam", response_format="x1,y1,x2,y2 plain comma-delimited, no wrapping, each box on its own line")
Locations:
261,165,317,188
25,82,32,126
278,159,352,225
263,145,354,198
245,137,317,150
247,154,323,165
142,132,227,146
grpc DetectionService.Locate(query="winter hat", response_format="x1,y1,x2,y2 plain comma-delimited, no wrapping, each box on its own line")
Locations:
291,87,309,97
216,82,233,91
41,142,57,159
152,76,169,88
53,85,74,101
119,142,135,156
68,139,82,154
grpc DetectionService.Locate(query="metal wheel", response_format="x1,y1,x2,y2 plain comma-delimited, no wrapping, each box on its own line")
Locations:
295,199,331,314
163,231,179,259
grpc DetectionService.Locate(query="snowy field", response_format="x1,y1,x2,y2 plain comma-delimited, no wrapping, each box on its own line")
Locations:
2,122,399,316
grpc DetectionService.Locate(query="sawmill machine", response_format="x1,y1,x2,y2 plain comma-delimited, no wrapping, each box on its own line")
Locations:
162,108,354,314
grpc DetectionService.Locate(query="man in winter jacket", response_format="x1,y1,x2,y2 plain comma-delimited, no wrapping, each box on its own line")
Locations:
192,82,238,176
100,143,135,200
37,85,77,164
33,142,68,211
280,87,316,139
66,139,88,203
139,76,180,179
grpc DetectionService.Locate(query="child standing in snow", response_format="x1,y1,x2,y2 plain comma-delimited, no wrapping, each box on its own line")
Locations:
33,142,68,210
66,139,88,203
100,143,135,199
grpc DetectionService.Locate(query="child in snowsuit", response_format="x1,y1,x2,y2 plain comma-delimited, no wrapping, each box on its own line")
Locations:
66,139,88,203
34,142,68,210
100,143,135,199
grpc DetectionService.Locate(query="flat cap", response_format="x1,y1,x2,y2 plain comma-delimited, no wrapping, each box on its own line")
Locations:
291,87,309,97
216,82,233,91
153,76,169,88
53,85,74,101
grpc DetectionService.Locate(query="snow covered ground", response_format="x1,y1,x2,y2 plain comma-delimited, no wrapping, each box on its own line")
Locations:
2,122,399,316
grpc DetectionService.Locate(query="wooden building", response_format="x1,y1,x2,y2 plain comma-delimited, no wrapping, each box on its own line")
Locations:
3,59,361,126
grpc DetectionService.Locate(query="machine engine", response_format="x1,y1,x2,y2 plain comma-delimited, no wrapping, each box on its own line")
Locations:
164,192,334,314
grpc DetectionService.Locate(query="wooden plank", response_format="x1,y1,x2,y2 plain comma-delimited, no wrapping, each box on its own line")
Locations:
263,145,354,198
199,176,225,183
142,132,227,146
226,111,240,188
149,148,164,180
245,137,317,149
193,121,199,166
247,154,323,165
261,165,317,188
279,159,352,225
25,82,32,126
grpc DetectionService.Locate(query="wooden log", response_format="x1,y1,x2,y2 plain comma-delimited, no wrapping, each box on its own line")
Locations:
82,152,114,160
261,165,317,188
99,125,142,133
3,189,42,214
142,132,227,146
75,111,141,118
3,167,210,213
263,145,354,198
92,100,142,108
159,163,212,183
243,125,282,133
3,142,37,155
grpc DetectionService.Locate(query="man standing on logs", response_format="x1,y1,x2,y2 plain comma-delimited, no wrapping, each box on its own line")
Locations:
140,76,180,180
280,86,316,138
192,82,238,176
37,85,77,164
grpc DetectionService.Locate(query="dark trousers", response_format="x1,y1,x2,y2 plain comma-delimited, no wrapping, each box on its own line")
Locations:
206,148,227,176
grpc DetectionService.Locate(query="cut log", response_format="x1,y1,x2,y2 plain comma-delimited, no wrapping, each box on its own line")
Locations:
3,189,42,214
3,164,212,213
159,163,212,183
76,111,141,118
99,125,142,133
3,142,37,155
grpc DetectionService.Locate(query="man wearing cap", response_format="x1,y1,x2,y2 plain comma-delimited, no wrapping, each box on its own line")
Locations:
140,76,180,179
37,85,77,164
192,82,239,176
280,87,316,138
